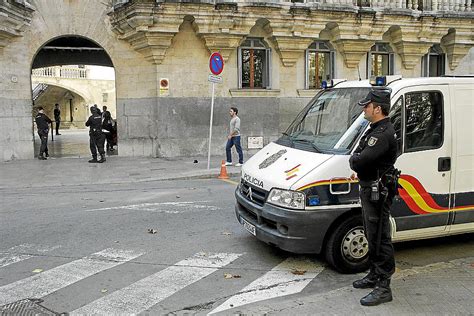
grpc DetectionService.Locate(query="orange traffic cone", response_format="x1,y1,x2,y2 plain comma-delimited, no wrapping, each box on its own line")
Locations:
218,160,229,179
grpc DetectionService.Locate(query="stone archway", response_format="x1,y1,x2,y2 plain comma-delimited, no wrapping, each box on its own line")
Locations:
31,35,117,158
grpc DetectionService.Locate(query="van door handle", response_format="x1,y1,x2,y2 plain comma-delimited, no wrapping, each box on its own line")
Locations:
438,157,451,172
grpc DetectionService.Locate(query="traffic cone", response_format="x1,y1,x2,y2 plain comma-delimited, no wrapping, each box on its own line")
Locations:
218,160,229,179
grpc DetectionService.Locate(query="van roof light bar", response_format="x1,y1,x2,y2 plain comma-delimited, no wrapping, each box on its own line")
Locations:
321,79,347,89
370,75,402,87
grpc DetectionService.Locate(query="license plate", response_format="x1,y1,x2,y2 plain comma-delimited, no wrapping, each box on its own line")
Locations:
241,217,256,236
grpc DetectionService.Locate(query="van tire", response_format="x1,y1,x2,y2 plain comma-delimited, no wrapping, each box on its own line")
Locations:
325,215,370,274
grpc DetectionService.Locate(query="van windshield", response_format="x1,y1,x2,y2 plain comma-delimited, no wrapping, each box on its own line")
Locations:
277,88,371,154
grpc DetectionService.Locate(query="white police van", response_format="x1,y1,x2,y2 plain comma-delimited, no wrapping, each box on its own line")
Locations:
235,76,474,273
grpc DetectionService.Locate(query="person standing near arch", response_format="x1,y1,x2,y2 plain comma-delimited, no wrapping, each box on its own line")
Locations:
53,103,61,135
35,106,52,160
85,106,106,163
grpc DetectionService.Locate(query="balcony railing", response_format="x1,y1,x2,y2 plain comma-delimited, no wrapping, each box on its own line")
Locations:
32,66,88,79
112,0,472,11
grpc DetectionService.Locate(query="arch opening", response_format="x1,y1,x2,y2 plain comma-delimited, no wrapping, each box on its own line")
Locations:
31,35,117,159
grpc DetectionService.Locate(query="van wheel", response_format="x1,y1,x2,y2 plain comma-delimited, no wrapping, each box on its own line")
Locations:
325,215,370,274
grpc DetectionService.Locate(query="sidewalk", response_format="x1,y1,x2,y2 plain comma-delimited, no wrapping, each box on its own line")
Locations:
236,256,474,315
0,155,242,190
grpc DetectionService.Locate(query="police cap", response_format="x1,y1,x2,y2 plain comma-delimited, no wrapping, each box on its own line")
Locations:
358,88,391,106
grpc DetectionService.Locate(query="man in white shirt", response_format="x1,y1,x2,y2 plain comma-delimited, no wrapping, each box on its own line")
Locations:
225,107,244,167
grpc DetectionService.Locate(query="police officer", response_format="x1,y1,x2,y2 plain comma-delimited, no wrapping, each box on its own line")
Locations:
349,88,398,306
35,106,52,160
54,103,61,135
85,106,106,163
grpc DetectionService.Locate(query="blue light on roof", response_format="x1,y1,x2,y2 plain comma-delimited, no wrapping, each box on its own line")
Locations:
375,76,386,86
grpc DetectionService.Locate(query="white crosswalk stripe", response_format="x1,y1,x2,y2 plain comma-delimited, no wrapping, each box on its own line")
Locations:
0,253,32,269
0,248,143,306
71,252,242,315
209,257,324,314
0,244,60,268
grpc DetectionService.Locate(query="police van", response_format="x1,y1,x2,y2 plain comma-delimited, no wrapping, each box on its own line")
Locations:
235,76,474,273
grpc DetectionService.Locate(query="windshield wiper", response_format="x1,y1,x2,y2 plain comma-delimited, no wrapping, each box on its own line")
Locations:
281,132,295,147
293,138,321,153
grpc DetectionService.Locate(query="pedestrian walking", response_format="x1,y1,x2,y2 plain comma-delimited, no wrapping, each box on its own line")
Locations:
53,103,61,135
34,106,52,160
349,88,399,306
85,106,106,163
225,107,243,167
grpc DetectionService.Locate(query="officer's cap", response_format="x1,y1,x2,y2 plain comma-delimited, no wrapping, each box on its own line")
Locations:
358,88,391,107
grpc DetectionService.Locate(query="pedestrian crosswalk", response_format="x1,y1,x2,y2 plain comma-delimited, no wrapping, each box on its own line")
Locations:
0,244,327,315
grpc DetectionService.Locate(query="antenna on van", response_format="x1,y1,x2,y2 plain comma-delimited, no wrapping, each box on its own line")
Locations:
357,65,361,81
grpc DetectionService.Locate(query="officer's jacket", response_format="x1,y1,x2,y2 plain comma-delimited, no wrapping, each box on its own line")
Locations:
54,108,61,120
350,117,397,182
35,113,52,131
85,114,103,133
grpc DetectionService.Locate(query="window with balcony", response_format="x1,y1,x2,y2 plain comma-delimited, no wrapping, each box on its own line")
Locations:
367,43,394,78
422,44,445,77
238,38,271,89
305,41,335,89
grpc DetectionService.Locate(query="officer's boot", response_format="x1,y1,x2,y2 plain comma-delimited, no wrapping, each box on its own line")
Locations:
88,156,98,163
353,272,377,289
97,155,106,163
360,278,392,306
38,154,47,160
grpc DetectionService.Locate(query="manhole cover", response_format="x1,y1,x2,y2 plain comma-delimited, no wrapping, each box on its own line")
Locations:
0,299,61,316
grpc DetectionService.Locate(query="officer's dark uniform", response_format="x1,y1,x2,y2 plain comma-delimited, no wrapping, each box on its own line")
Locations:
85,107,106,163
35,110,52,160
349,88,398,306
54,106,61,135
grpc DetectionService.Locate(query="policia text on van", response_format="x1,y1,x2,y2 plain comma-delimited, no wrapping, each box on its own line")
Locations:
235,76,474,273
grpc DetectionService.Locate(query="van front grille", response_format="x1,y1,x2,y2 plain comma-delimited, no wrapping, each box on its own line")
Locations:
240,180,268,206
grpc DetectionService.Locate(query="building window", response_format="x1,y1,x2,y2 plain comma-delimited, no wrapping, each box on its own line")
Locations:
422,44,445,77
367,43,394,78
305,41,335,89
238,38,271,89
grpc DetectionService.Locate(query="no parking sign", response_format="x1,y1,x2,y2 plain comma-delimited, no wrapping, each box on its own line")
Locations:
207,52,224,169
209,52,224,75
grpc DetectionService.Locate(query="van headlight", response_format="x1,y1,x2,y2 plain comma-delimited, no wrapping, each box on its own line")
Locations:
267,189,305,210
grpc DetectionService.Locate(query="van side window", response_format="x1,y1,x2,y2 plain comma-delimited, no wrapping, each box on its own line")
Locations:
389,96,403,156
404,91,443,152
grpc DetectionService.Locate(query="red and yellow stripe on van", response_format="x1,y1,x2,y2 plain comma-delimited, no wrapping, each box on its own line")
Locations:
297,178,358,191
297,175,474,214
398,175,474,214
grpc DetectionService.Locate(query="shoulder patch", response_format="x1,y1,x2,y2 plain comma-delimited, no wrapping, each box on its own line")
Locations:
368,136,378,146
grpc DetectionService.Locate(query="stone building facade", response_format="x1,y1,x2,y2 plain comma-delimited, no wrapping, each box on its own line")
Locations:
0,0,472,161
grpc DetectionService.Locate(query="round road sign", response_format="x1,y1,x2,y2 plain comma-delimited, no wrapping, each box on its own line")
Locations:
209,52,224,75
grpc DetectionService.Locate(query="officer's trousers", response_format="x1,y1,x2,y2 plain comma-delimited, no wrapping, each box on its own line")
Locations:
89,132,105,158
360,186,395,281
37,129,49,155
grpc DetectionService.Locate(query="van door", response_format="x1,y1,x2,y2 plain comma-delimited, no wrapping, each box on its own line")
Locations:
449,83,474,233
390,86,452,239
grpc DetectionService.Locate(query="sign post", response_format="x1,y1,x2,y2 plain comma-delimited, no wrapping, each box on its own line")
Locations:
207,52,224,170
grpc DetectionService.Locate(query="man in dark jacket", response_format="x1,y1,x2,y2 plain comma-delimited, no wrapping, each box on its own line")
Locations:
53,103,61,135
85,106,106,163
35,107,52,160
349,88,398,306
